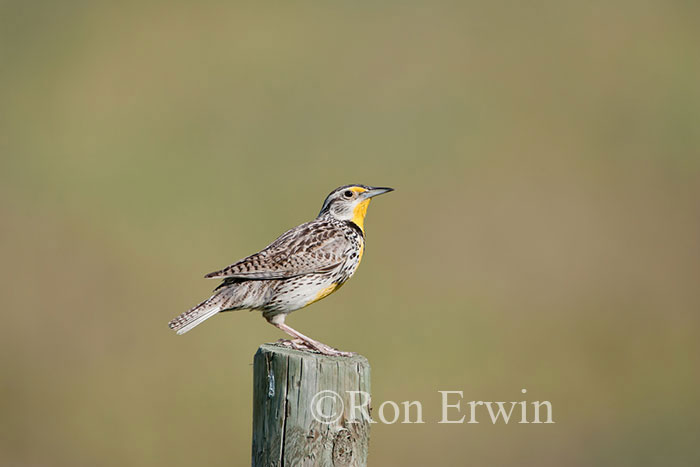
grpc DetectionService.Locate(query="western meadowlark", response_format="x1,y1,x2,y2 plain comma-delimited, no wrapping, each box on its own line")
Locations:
168,184,393,356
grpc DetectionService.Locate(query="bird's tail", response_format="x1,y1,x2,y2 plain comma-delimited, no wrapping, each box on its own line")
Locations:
168,297,221,335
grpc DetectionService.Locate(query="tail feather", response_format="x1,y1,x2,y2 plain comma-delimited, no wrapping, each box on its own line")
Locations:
168,298,221,335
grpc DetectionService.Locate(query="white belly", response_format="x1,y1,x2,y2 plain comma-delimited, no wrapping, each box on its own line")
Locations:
265,275,341,312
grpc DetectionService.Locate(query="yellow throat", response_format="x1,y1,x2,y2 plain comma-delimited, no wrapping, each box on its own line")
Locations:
352,198,371,233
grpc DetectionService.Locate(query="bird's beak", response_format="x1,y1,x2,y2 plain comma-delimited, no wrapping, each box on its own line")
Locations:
363,187,394,199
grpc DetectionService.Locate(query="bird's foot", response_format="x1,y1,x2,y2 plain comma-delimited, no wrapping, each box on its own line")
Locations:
305,340,354,357
276,338,316,352
319,346,354,357
276,338,353,357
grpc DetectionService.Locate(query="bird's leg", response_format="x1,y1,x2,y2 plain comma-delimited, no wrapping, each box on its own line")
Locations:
270,319,353,357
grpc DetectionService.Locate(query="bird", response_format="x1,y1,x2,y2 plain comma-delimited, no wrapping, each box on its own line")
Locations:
168,184,393,356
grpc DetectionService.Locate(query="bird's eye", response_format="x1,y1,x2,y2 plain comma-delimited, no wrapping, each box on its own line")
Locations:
343,190,353,198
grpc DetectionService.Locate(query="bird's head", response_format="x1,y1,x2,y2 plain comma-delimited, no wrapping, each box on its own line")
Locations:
318,184,394,233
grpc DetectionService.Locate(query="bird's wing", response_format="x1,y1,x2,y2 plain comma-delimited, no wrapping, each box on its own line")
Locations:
204,221,346,280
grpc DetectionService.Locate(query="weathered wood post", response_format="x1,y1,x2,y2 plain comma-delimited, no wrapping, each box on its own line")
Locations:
252,343,371,467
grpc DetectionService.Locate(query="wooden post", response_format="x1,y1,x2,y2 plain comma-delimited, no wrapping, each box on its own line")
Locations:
252,343,371,467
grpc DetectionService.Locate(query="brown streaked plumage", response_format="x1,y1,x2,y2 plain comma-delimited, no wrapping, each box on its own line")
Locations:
168,184,393,356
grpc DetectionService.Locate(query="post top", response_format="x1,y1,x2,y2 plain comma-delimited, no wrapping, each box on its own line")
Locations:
256,342,369,365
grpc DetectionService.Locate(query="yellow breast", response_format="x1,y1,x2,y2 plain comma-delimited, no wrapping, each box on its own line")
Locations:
307,282,345,306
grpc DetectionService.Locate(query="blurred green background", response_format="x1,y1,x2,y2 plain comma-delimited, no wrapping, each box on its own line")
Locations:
2,1,699,466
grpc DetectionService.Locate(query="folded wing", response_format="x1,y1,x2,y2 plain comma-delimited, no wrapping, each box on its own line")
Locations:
204,222,346,280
